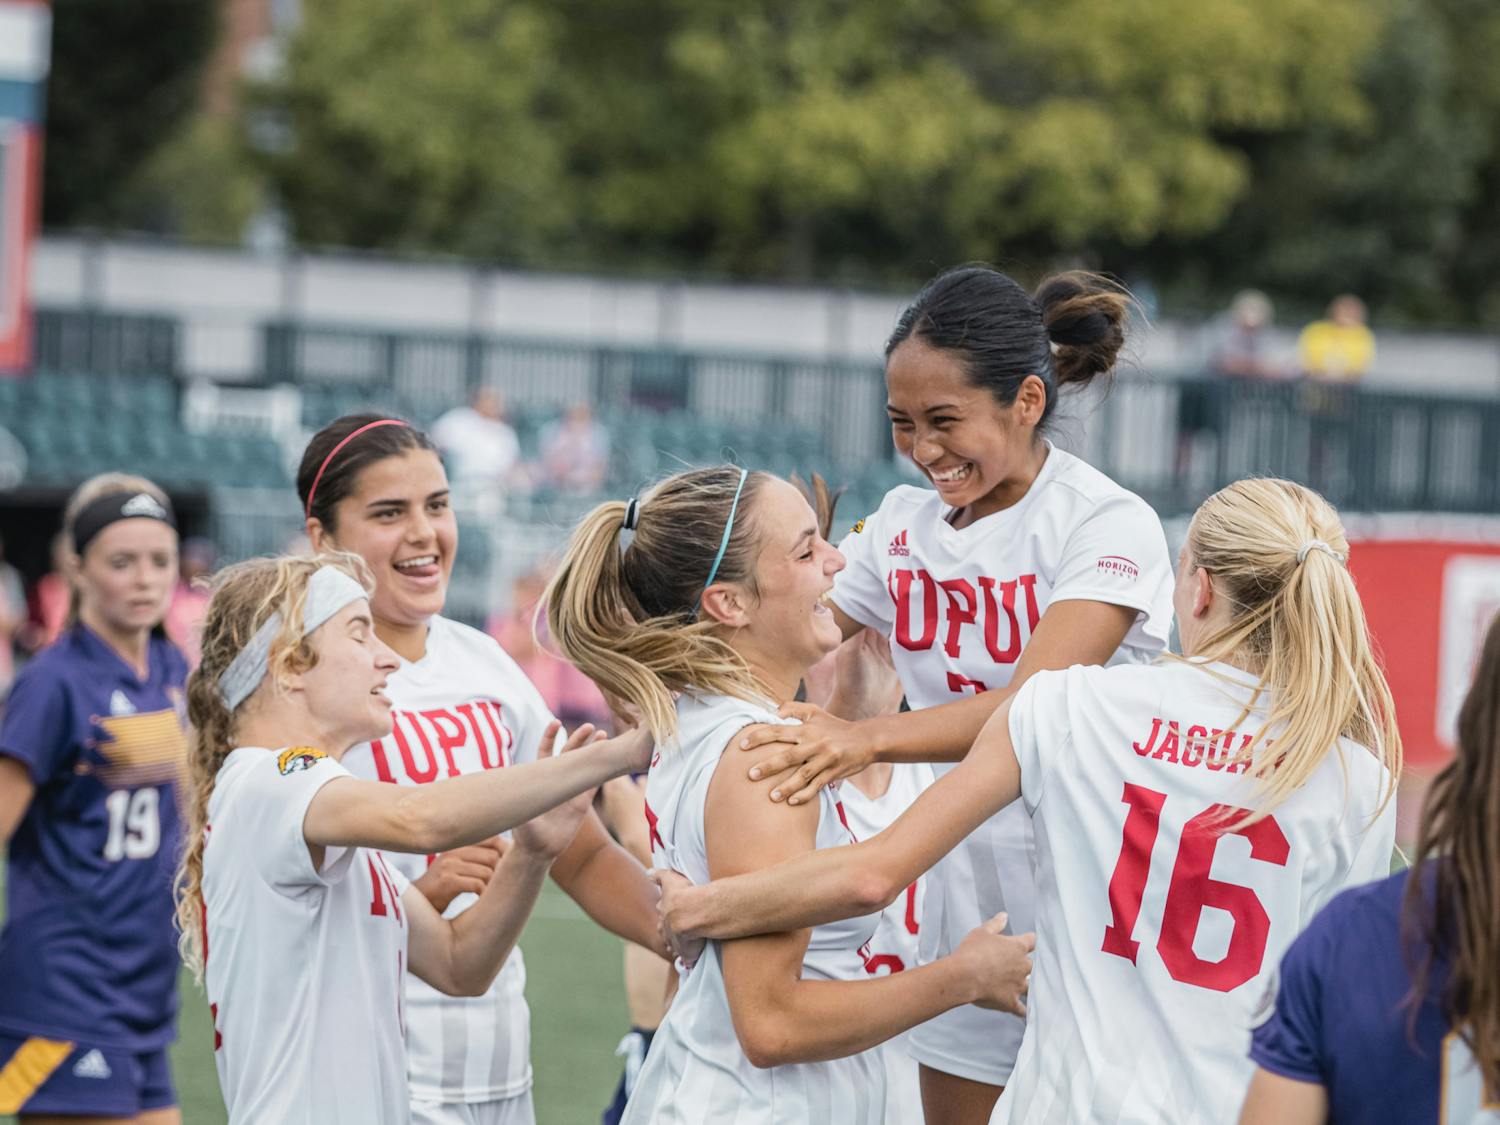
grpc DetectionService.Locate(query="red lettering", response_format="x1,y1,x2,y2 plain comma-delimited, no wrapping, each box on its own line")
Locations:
890,569,939,651
1158,804,1289,991
938,578,977,659
1181,725,1209,768
393,714,440,784
477,700,510,769
1150,722,1181,764
455,703,491,767
420,709,467,778
978,576,1029,663
1205,728,1229,771
903,882,919,935
863,953,905,975
1132,717,1163,757
1101,783,1166,963
368,738,398,784
946,671,988,696
210,1002,222,1050
644,801,664,853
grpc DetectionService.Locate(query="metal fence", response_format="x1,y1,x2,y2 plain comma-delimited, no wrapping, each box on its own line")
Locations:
22,308,1500,519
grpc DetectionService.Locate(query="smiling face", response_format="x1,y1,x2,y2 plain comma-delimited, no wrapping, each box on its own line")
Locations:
297,600,401,746
885,337,1048,518
310,450,457,631
74,518,178,637
708,478,846,683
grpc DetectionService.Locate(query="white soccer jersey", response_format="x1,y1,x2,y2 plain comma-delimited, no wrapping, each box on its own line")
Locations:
991,660,1395,1124
624,693,886,1125
342,615,556,1106
839,763,934,1125
833,443,1174,1083
204,746,411,1125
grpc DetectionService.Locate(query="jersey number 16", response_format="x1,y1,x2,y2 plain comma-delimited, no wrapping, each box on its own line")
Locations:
1101,783,1289,993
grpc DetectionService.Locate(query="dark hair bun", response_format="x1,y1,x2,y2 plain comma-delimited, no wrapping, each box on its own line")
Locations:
1035,271,1129,388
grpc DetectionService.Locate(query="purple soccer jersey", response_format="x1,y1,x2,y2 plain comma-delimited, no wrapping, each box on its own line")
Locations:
0,625,189,1050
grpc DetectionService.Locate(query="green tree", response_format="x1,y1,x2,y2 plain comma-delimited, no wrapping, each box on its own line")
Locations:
253,0,571,260
260,0,1381,280
1151,0,1500,322
42,0,219,229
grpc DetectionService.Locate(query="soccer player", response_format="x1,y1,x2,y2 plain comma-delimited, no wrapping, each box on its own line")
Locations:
0,474,187,1123
657,477,1402,1124
546,465,1036,1124
737,265,1175,1124
1239,611,1500,1125
172,552,651,1125
295,414,668,1125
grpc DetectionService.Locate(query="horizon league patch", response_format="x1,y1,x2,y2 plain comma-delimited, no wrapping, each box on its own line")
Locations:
1095,555,1140,581
849,517,866,535
278,746,327,775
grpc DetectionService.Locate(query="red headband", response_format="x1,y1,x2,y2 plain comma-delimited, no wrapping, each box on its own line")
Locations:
304,419,409,520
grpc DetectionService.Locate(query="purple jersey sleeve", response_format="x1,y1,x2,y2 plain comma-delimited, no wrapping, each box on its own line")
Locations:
1249,908,1331,1085
0,661,76,785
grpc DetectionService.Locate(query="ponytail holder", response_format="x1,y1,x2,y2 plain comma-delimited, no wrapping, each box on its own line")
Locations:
623,498,640,531
1295,540,1345,566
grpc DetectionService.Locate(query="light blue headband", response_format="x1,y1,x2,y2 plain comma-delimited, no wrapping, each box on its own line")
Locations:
695,468,749,616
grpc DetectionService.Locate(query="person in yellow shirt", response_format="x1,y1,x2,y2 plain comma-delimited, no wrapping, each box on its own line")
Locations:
1297,295,1375,383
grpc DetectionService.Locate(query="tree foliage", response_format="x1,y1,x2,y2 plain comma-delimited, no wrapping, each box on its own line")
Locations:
48,0,1500,323
42,0,218,229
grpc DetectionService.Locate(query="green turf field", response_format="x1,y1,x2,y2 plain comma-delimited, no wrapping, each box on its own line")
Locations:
1,877,627,1124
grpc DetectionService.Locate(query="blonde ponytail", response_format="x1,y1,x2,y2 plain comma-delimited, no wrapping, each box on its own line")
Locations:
1181,478,1401,821
545,467,771,744
174,550,372,977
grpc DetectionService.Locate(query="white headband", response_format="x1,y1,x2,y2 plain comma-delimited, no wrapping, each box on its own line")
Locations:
1296,540,1346,566
217,566,369,711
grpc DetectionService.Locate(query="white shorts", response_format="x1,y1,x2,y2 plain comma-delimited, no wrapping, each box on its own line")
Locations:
411,1091,535,1125
906,803,1034,1087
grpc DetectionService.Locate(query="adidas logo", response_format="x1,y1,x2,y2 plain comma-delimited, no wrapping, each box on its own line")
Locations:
887,530,910,557
73,1049,112,1080
121,492,168,520
109,690,136,716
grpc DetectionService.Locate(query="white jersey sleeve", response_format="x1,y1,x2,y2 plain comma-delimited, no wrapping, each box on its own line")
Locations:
833,511,896,632
1048,493,1173,640
1005,666,1081,816
238,747,356,892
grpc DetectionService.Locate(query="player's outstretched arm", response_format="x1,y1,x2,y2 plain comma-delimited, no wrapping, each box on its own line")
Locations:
1237,1069,1327,1125
404,728,602,996
707,743,1031,1067
548,810,672,959
303,724,652,855
663,699,1024,945
740,599,1136,805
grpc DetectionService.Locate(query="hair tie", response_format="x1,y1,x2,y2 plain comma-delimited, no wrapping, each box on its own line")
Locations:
694,468,749,616
1296,540,1345,566
623,498,640,531
305,419,409,520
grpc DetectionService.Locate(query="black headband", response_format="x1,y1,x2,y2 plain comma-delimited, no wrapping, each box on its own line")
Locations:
72,491,177,556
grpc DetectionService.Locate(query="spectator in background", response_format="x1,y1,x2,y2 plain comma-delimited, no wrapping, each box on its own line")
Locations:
21,532,71,653
1213,290,1284,381
164,537,217,666
488,567,612,730
1297,295,1375,383
539,403,611,495
0,534,25,700
1178,290,1285,482
431,386,522,487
